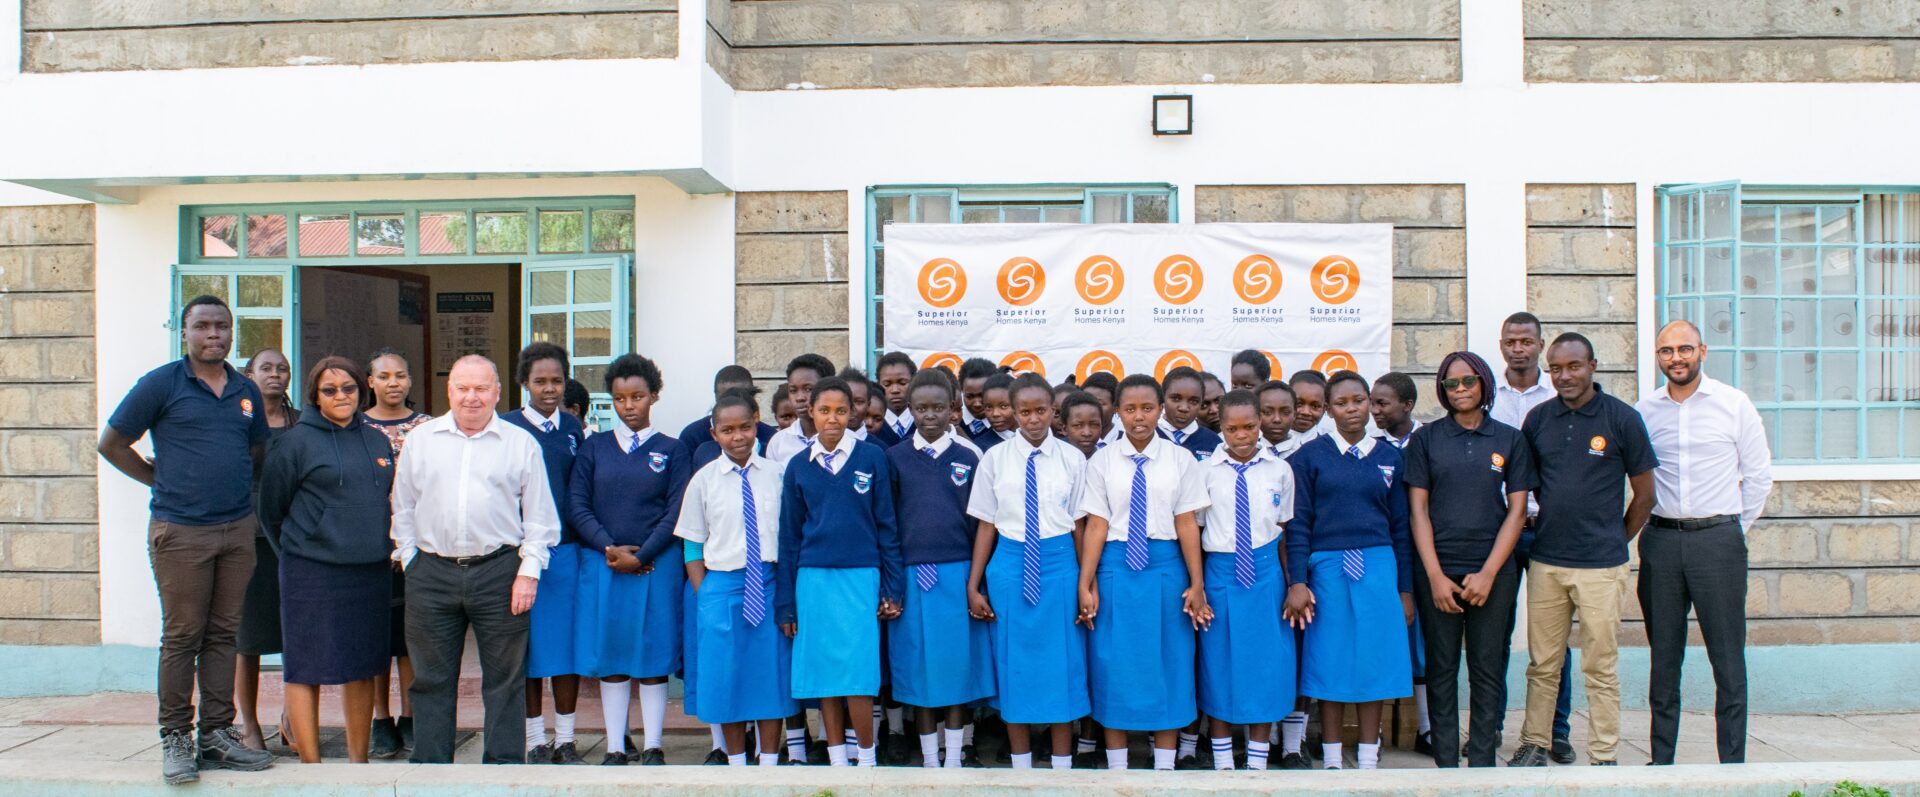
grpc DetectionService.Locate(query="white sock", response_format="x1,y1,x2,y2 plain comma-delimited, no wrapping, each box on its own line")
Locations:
786,726,807,760
1152,747,1175,770
944,728,964,767
759,752,781,766
1246,740,1270,770
1211,736,1234,770
711,723,727,751
827,744,848,767
857,745,878,767
600,681,630,754
728,753,747,766
1076,735,1097,754
1106,747,1128,770
920,732,939,767
1414,684,1432,734
525,716,548,750
1051,754,1072,769
885,705,904,734
1011,752,1033,769
1282,712,1307,754
1358,741,1380,770
555,712,576,745
638,682,668,750
963,722,974,746
1322,742,1343,769
1177,731,1198,758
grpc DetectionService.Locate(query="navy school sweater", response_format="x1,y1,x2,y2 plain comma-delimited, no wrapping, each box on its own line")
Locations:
886,438,980,566
567,430,691,564
677,415,776,463
775,439,904,625
1286,434,1413,593
501,410,585,546
1158,425,1223,461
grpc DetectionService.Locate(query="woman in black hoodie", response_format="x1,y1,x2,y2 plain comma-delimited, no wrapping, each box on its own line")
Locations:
258,355,397,764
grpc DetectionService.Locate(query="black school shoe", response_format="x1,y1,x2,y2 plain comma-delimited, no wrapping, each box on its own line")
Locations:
962,744,983,767
552,741,583,764
396,716,414,750
703,748,729,766
640,747,667,765
1175,754,1203,770
527,743,554,764
601,751,630,765
1550,737,1576,764
369,717,404,759
885,732,914,765
1414,731,1434,758
1279,751,1311,770
198,727,274,772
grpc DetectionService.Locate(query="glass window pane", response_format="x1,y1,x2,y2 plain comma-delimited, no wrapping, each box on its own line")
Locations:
1908,409,1920,458
1739,350,1777,403
1820,248,1855,294
1780,247,1817,294
236,275,283,308
1665,246,1697,294
1758,409,1782,453
961,207,999,224
1002,207,1042,223
475,212,529,254
1092,194,1126,223
1739,298,1777,347
529,271,567,307
1779,299,1817,347
1663,298,1697,327
356,214,405,256
1866,347,1902,401
245,215,287,258
419,211,468,255
915,195,952,224
1044,205,1081,223
1701,297,1733,346
1779,351,1817,401
1702,245,1734,292
235,317,282,361
574,268,612,304
1703,189,1733,239
1668,193,1697,241
572,310,612,357
1776,408,1816,459
575,363,607,391
298,213,349,256
200,215,239,258
180,274,228,302
1820,409,1857,460
1820,299,1856,347
591,209,634,252
1866,409,1901,458
1820,205,1856,243
1821,352,1858,400
1864,194,1897,243
538,210,585,254
529,312,566,346
1705,349,1734,388
1133,193,1170,223
1865,248,1898,295
1740,205,1774,243
873,196,904,241
1779,206,1817,243
1740,247,1776,294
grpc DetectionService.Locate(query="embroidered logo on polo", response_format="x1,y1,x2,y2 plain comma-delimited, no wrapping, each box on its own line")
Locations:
852,471,873,494
648,452,669,473
1271,488,1286,508
240,398,255,418
376,457,392,469
1378,465,1395,487
1490,452,1505,472
949,463,973,486
1588,436,1607,457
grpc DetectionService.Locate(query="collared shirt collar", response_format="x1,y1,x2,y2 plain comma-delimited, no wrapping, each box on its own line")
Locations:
433,411,505,439
1013,432,1056,456
612,422,656,452
1116,432,1170,460
1499,369,1552,397
1331,433,1376,458
520,405,563,430
1549,383,1608,417
1158,417,1199,438
1439,413,1494,437
178,356,249,398
1377,419,1421,448
914,430,953,457
1208,441,1272,468
809,432,857,464
885,408,911,431
725,452,769,473
1653,374,1721,404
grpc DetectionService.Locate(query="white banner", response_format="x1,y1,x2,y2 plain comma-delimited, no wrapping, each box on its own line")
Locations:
883,223,1394,383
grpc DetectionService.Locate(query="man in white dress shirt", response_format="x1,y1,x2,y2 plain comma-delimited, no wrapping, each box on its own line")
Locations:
1634,320,1771,765
391,355,561,764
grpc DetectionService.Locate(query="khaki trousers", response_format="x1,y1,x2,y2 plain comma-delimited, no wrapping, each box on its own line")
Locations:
1521,560,1629,762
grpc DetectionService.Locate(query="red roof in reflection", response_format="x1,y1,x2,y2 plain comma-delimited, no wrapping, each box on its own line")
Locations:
202,213,464,258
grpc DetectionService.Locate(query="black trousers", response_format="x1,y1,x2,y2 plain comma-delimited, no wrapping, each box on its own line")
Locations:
1636,519,1748,764
405,550,529,764
1415,566,1518,768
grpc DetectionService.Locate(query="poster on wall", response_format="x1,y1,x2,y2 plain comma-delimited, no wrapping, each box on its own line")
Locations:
434,291,496,369
882,223,1393,382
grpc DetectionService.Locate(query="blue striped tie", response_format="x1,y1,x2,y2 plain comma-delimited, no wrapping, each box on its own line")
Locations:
1230,461,1256,589
820,450,835,473
916,562,939,591
627,433,640,454
1124,455,1150,571
541,420,555,433
739,466,766,626
1342,444,1366,581
969,419,987,436
1021,449,1042,605
1172,429,1186,445
896,419,910,438
924,446,937,458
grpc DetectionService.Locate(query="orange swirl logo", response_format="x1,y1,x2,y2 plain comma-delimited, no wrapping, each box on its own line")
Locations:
1074,350,1125,382
1154,254,1204,305
917,258,967,308
1590,436,1607,452
920,352,963,373
1261,350,1285,382
1233,254,1282,304
1000,351,1047,378
1312,349,1357,374
1074,255,1125,305
1154,350,1201,381
996,257,1047,306
1310,254,1360,305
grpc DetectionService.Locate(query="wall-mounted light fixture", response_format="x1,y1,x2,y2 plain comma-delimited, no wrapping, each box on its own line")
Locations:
1152,94,1193,136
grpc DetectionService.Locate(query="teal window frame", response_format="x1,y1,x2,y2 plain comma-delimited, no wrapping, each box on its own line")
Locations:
863,184,1177,370
1656,183,1920,464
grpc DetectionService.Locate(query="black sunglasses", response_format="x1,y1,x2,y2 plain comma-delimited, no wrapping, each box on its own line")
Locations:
318,383,361,398
1440,375,1481,391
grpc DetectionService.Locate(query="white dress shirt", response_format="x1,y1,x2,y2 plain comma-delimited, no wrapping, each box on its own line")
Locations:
521,405,564,430
1081,434,1210,542
1197,445,1294,553
884,408,913,440
808,432,857,475
674,453,785,571
610,422,656,453
1377,419,1421,450
1492,368,1554,516
914,430,982,458
390,413,561,579
765,421,866,464
967,433,1086,541
1158,417,1202,446
1635,375,1773,529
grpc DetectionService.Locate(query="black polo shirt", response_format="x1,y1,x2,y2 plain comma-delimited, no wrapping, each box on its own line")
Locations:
107,357,269,525
1521,384,1657,569
1403,414,1536,576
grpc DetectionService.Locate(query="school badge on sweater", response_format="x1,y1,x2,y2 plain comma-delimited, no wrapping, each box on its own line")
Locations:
1377,465,1395,487
949,463,973,486
648,451,669,473
853,470,873,494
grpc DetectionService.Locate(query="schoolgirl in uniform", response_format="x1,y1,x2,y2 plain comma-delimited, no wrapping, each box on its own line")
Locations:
1255,380,1300,458
887,369,992,767
675,387,797,766
776,377,904,767
1251,377,1311,766
1195,391,1295,771
1077,374,1212,771
1284,370,1414,770
1158,367,1222,460
567,353,690,766
501,343,588,764
1059,391,1105,459
970,372,1017,452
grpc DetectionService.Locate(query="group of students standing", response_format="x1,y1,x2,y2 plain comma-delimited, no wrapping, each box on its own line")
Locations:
105,294,1769,785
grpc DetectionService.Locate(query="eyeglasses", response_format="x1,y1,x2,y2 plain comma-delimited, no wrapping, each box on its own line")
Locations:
318,384,361,398
1440,375,1481,391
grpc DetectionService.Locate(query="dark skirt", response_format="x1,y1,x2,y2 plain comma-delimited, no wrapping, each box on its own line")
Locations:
280,552,392,686
237,537,282,656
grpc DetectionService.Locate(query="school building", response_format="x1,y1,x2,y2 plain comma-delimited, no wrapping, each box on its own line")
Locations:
0,2,1915,708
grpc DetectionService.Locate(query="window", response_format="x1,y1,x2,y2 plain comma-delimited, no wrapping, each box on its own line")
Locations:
1658,184,1920,463
864,185,1176,369
184,198,635,265
173,266,293,368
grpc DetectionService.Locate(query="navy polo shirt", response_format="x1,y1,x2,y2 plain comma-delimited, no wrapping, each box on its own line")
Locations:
1403,414,1537,576
1520,385,1657,569
107,357,269,525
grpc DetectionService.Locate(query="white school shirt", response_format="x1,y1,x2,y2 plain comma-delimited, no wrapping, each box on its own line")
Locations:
1081,434,1211,542
884,408,919,440
610,421,656,453
390,413,560,579
1635,375,1773,529
1197,445,1295,553
1377,420,1422,450
966,433,1086,541
1158,417,1203,446
914,430,983,458
808,432,857,475
1327,433,1378,459
521,405,564,430
1268,430,1305,460
765,421,866,464
1492,368,1554,517
674,453,784,571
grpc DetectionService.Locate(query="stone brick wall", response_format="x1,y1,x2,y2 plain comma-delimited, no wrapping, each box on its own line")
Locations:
1525,184,1638,402
0,206,100,645
23,0,677,73
1525,0,1920,82
716,0,1461,90
1195,185,1466,419
733,192,852,393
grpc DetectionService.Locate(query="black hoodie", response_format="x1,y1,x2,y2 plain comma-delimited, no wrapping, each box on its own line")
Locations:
257,407,398,565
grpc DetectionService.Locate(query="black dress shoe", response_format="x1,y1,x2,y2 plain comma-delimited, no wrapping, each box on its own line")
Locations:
1550,737,1576,764
527,743,554,764
1279,751,1310,770
962,744,982,767
1175,754,1203,770
807,740,828,764
369,717,404,759
1414,731,1434,758
601,751,630,765
552,741,583,764
703,748,729,766
1508,744,1549,767
396,716,414,750
1072,750,1102,769
198,727,274,772
640,747,667,766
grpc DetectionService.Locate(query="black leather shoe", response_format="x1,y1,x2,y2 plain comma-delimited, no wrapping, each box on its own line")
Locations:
552,741,583,764
396,716,414,750
1072,750,1102,769
1508,744,1549,767
962,744,982,767
1414,731,1434,758
1550,737,1576,764
160,729,199,785
198,727,273,772
601,751,630,765
369,717,404,759
1175,754,1203,770
1279,751,1310,770
640,747,667,766
526,743,553,764
703,748,729,766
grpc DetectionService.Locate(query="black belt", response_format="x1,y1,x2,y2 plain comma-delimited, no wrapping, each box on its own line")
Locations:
426,545,518,566
1649,514,1737,531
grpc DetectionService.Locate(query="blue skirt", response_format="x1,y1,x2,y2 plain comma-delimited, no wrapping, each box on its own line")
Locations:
1409,609,1427,680
1089,539,1196,731
527,542,580,679
575,544,683,679
1301,546,1412,703
985,534,1087,724
1198,542,1295,724
279,553,390,686
694,569,799,724
681,578,700,716
791,567,880,699
889,559,994,709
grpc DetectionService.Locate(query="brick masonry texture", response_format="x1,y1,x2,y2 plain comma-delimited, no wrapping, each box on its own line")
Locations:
734,192,852,391
0,206,99,645
1525,184,1638,404
1524,0,1920,82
